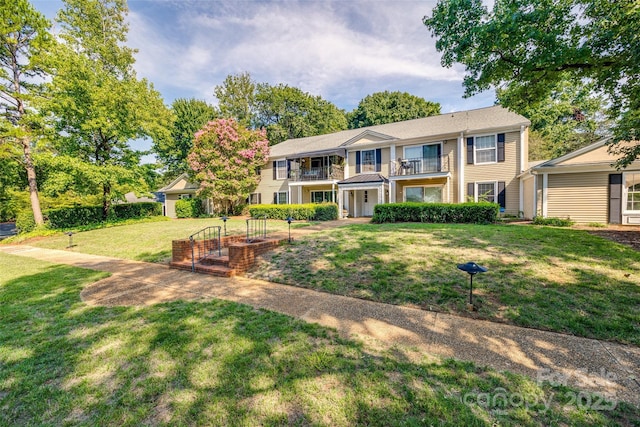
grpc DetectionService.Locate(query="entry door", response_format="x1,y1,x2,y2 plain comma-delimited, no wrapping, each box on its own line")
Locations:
363,189,376,216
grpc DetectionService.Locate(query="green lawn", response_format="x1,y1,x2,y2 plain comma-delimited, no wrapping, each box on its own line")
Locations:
247,223,640,345
1,252,637,425
27,217,294,263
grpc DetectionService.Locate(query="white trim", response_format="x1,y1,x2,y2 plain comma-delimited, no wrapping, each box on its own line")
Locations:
623,172,640,214
390,180,396,203
533,174,538,218
519,179,524,215
275,159,287,180
344,151,349,179
473,133,498,165
359,148,376,174
474,181,498,203
274,191,288,204
458,132,465,203
520,125,526,172
542,173,548,217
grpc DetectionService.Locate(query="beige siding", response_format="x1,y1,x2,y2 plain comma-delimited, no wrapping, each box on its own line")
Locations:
346,147,391,177
465,131,521,214
547,172,609,223
254,161,289,204
561,144,620,165
444,138,459,203
522,176,534,219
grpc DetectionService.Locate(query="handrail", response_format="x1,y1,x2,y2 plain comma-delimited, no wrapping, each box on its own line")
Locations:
189,226,222,272
246,216,267,243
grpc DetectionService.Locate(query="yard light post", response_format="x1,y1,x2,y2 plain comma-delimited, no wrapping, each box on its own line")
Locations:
456,262,488,311
220,215,228,236
66,231,74,249
285,216,294,243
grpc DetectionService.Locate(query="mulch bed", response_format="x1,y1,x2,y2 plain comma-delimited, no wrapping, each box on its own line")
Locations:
585,225,640,252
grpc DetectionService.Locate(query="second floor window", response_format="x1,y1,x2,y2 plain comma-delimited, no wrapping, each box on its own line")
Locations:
475,135,497,164
275,160,287,180
361,149,376,173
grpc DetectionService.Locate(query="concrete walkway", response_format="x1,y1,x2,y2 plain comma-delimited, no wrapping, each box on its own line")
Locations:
1,242,638,407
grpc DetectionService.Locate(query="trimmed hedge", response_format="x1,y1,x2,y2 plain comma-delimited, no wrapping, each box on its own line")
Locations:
47,202,162,229
175,198,204,218
532,216,574,227
372,202,499,224
248,203,338,221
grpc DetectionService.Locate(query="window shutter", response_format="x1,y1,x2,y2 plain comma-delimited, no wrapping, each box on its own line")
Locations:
272,161,277,180
609,174,622,224
286,160,291,179
466,137,474,164
257,193,261,204
497,133,505,162
467,183,474,200
375,148,382,172
273,192,278,204
436,144,442,171
498,181,506,208
356,151,361,174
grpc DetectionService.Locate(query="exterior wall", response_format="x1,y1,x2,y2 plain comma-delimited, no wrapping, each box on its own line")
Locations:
298,185,338,203
346,146,391,177
165,194,179,218
546,172,609,223
253,160,290,204
522,176,535,220
465,130,521,214
561,144,618,165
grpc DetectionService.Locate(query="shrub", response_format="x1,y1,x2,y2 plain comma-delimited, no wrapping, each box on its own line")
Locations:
15,210,36,234
47,202,163,228
372,202,499,224
248,203,338,221
112,202,162,219
175,198,204,218
532,216,574,227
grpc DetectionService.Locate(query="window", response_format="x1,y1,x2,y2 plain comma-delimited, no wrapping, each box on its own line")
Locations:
273,191,288,204
274,160,288,180
364,190,368,203
179,194,192,199
476,182,496,203
625,173,640,212
248,193,261,205
361,149,376,173
403,143,441,173
474,135,497,164
404,186,442,203
310,190,336,203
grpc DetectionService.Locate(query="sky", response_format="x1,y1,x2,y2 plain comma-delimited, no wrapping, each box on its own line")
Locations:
31,0,497,158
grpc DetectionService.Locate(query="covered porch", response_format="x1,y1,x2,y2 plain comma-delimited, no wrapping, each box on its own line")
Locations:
338,174,389,218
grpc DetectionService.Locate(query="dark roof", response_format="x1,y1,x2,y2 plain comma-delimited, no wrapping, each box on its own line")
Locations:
338,174,389,185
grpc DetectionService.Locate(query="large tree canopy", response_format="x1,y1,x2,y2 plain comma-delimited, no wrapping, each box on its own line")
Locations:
424,0,640,167
347,91,441,129
46,0,172,218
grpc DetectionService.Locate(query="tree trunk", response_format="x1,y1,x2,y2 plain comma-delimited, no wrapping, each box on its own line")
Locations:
21,138,44,225
102,183,111,220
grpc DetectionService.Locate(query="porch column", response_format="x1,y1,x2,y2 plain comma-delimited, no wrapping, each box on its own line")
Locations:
378,185,384,204
542,173,548,217
297,186,302,204
344,189,350,216
338,188,344,218
458,132,465,203
354,191,358,218
390,180,396,203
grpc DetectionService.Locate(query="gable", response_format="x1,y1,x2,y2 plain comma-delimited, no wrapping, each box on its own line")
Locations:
340,130,396,147
557,144,619,166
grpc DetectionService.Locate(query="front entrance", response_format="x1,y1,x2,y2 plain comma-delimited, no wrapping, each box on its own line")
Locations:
362,189,376,216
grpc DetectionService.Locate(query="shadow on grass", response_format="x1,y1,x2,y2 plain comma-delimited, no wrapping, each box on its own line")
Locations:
2,264,637,425
135,249,172,264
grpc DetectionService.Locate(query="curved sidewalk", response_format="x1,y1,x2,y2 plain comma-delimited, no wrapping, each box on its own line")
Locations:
1,244,638,407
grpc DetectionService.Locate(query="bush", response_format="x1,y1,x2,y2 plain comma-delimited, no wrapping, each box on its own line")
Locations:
15,210,36,234
112,202,162,219
175,198,204,218
248,203,338,221
47,202,163,229
372,202,499,224
532,216,574,227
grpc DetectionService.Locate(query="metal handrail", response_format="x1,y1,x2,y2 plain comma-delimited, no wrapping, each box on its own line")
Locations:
246,216,267,242
189,226,222,272
389,156,449,176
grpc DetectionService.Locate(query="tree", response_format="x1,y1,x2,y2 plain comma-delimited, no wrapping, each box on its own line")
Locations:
347,91,441,129
213,72,256,127
497,77,610,160
0,0,52,225
187,119,269,214
153,98,217,178
423,0,640,167
254,83,348,145
46,0,172,219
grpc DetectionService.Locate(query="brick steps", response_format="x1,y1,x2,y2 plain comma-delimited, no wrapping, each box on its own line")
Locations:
200,255,230,266
169,261,236,277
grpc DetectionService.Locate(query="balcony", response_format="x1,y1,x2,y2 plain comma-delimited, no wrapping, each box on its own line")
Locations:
290,165,344,182
390,156,450,177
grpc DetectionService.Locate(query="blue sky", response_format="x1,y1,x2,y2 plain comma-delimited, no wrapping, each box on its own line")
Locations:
32,0,497,159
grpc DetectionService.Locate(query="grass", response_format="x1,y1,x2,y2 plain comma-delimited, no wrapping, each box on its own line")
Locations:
1,252,638,425
21,217,294,263
247,223,640,345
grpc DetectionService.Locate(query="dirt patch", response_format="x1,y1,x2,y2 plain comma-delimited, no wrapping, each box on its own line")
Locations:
585,227,640,252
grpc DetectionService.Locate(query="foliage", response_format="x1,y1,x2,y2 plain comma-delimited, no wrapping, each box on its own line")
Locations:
46,202,161,229
0,0,53,225
372,202,498,224
187,118,269,214
424,0,640,167
15,209,36,233
154,98,217,178
532,216,574,227
254,83,348,145
175,197,204,218
213,71,256,127
248,203,338,221
44,0,172,220
347,91,441,129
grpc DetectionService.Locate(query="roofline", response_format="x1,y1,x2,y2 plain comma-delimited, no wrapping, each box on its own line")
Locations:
533,137,612,169
157,172,193,192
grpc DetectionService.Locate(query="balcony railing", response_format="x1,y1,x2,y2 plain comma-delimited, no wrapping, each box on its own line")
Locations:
290,165,344,182
390,156,449,177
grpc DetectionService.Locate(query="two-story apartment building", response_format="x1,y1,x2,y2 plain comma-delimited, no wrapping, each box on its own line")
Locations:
252,105,531,218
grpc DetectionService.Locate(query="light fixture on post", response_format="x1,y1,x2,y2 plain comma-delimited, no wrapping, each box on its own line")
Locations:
456,262,488,311
66,231,75,249
220,215,228,236
285,216,294,243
